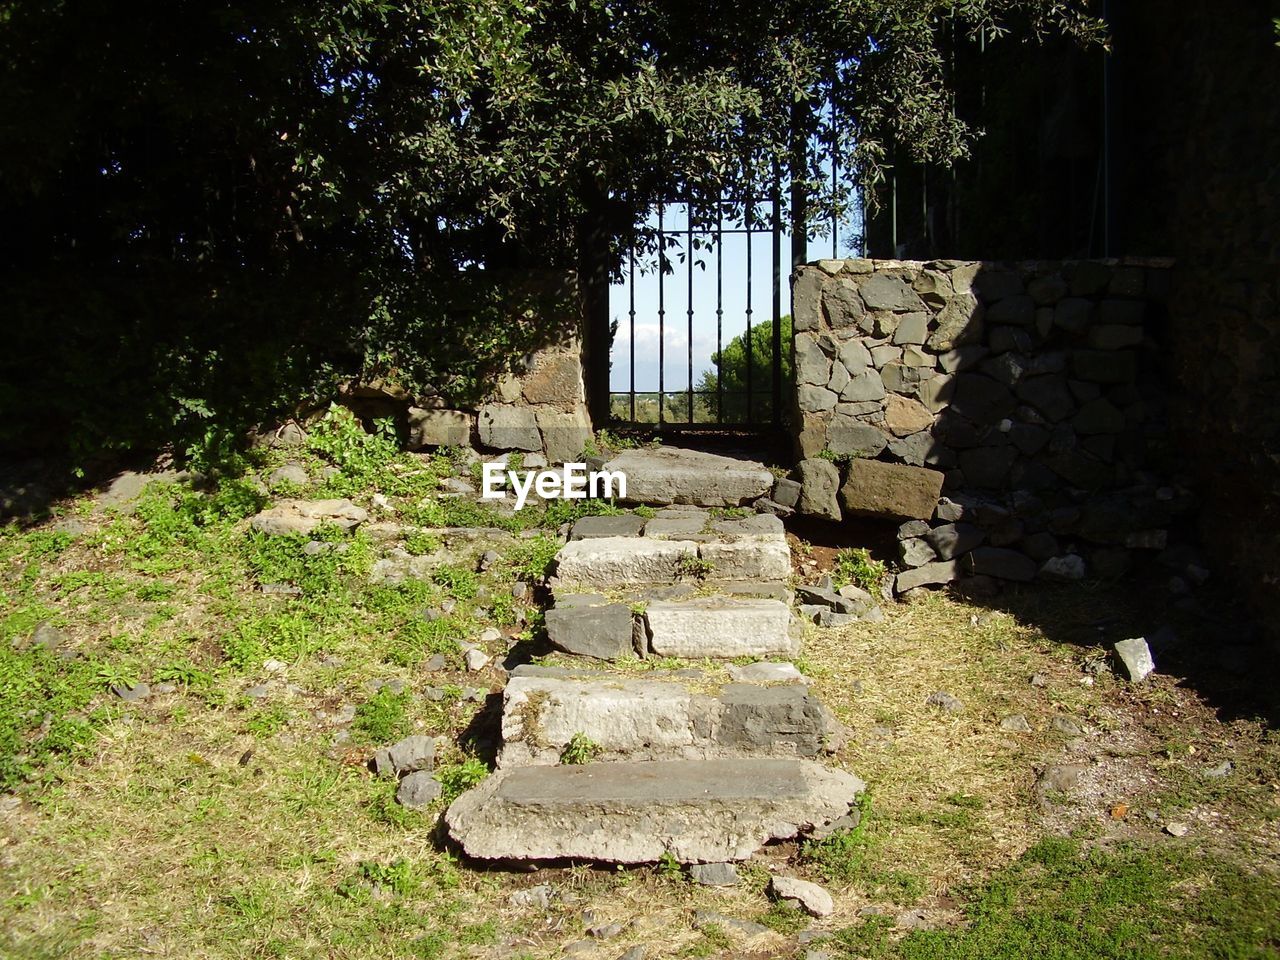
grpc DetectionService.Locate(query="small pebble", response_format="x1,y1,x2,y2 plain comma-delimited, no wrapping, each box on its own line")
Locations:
926,691,964,713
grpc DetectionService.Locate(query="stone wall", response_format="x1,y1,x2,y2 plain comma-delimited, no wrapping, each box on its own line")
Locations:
336,271,595,464
790,257,1198,595
406,334,593,463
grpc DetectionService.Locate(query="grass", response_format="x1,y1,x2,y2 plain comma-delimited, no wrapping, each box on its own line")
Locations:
829,837,1280,960
1,442,1278,959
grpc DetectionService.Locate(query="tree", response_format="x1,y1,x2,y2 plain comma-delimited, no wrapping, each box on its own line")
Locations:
0,0,1103,459
696,316,793,424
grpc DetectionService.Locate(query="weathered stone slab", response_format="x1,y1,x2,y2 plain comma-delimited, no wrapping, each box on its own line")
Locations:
698,538,792,581
643,598,796,658
839,460,944,521
715,580,794,601
544,603,636,660
643,516,708,539
553,537,701,588
1113,637,1155,682
726,662,807,683
569,515,646,540
478,404,542,451
407,407,472,449
797,457,841,521
893,559,961,593
497,675,844,766
444,758,866,864
603,447,773,507
250,499,368,536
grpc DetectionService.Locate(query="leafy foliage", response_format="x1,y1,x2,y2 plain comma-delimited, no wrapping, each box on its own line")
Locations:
832,547,889,594
0,0,1102,459
559,733,602,765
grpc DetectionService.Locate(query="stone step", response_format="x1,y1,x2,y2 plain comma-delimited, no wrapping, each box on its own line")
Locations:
600,445,774,507
444,758,865,864
552,519,791,590
544,584,795,660
497,667,846,767
641,597,797,659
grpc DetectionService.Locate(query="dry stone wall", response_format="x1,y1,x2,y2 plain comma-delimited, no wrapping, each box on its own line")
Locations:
333,271,594,463
790,257,1196,594
407,335,593,463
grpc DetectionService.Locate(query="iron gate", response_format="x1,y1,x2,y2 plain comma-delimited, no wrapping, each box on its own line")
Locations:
608,109,861,432
610,185,794,431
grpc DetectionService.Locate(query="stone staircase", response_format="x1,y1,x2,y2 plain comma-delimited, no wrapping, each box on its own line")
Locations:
443,502,866,867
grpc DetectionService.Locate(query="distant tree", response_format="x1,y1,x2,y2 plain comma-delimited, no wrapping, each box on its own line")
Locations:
696,316,793,424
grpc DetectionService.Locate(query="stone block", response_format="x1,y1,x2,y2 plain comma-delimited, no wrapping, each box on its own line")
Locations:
444,758,866,864
1015,375,1075,422
643,598,797,658
891,312,930,345
893,559,961,592
883,395,934,437
827,419,888,458
839,338,873,372
858,273,927,312
795,334,831,386
927,293,983,350
958,446,1018,488
899,538,937,567
986,295,1035,326
1069,261,1112,296
887,430,955,468
797,458,842,521
799,384,838,412
792,267,825,332
698,538,792,582
603,447,773,506
839,369,886,403
250,499,368,536
952,373,1016,422
1088,324,1144,350
1072,398,1125,435
478,404,542,451
821,277,867,329
1099,299,1146,325
407,407,472,449
521,348,584,407
964,547,1037,581
974,270,1025,301
869,343,901,368
536,407,593,463
545,602,637,660
643,516,707,539
839,460,945,521
554,536,701,588
924,522,984,560
772,477,802,509
569,515,646,540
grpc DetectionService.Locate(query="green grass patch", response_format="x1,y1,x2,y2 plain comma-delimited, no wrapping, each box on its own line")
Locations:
831,837,1280,960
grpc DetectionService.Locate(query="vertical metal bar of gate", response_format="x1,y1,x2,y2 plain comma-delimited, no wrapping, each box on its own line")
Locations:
771,169,782,427
744,191,754,426
628,244,636,423
686,208,694,423
715,206,724,423
657,202,665,425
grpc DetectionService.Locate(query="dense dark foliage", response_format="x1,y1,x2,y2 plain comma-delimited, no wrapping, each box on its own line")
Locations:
0,1,1101,461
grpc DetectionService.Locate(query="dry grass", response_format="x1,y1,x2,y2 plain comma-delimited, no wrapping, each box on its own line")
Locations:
2,477,1278,959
